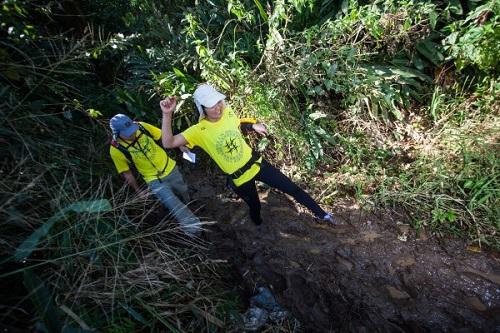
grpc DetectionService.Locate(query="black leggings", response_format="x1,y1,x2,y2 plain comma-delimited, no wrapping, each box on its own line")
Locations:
230,159,326,225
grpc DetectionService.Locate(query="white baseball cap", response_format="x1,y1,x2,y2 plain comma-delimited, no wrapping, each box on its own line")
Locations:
192,84,226,120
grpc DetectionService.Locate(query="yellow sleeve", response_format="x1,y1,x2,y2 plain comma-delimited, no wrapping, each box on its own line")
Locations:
140,122,161,141
181,125,200,149
110,146,130,174
239,117,257,124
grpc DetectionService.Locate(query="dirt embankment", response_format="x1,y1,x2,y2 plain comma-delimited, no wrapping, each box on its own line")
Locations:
186,170,500,332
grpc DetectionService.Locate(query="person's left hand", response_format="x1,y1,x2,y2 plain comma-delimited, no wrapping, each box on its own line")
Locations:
252,123,268,136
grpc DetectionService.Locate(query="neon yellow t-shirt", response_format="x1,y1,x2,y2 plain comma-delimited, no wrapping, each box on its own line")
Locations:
110,122,176,183
181,107,261,187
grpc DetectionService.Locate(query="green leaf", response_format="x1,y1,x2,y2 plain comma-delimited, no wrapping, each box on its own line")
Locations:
252,0,268,22
445,211,456,222
24,270,62,333
403,19,411,31
120,302,148,325
449,0,463,15
67,199,112,213
315,127,336,146
429,10,438,30
86,108,103,119
324,79,333,90
257,137,269,152
416,40,444,66
389,67,432,82
391,108,402,120
309,111,327,120
412,54,425,70
341,0,349,14
327,63,337,77
463,180,474,189
14,200,112,261
172,67,186,78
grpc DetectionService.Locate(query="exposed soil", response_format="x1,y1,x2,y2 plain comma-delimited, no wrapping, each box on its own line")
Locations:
185,168,500,332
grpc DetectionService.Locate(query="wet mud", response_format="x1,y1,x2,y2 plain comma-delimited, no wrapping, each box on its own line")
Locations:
186,170,500,332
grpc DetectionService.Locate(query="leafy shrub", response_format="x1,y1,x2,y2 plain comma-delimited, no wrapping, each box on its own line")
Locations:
444,0,500,74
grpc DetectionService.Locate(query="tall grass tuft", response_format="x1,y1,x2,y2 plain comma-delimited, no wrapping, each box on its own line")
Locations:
1,167,242,331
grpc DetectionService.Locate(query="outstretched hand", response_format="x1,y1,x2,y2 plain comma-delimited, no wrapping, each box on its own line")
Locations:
160,97,177,115
252,123,268,136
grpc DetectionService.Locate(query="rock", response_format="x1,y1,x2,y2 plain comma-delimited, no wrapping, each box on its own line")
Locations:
386,285,411,300
394,256,416,268
462,267,500,286
341,238,356,245
336,255,354,271
467,296,487,312
397,223,411,234
309,248,321,255
243,307,268,331
361,231,382,242
417,229,429,241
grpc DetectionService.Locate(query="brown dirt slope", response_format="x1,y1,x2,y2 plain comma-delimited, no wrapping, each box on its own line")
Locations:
187,171,500,332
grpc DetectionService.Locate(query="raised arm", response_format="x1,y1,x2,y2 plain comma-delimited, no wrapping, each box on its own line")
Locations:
159,97,188,148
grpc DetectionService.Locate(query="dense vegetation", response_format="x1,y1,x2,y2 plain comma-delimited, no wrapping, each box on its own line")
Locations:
1,0,498,331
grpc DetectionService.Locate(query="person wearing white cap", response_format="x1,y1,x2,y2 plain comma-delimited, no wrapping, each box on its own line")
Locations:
159,84,336,226
109,114,202,237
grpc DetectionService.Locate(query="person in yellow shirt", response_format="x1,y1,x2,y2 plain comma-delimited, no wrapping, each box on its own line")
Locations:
158,84,336,227
109,114,201,237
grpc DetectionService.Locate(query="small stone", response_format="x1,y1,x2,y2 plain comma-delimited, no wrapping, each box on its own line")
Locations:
397,223,411,234
309,248,321,255
467,296,487,312
336,255,353,271
397,233,408,242
463,267,500,286
361,231,382,242
386,285,411,300
341,238,356,245
394,256,416,268
417,229,429,241
466,246,482,253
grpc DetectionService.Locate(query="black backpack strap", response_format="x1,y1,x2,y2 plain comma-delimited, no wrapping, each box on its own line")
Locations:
137,123,155,141
229,151,261,179
111,139,132,161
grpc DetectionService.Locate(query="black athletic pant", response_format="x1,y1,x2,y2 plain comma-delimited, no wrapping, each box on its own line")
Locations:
230,159,326,225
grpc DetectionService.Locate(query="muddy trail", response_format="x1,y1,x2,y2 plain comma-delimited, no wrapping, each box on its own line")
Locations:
185,169,500,332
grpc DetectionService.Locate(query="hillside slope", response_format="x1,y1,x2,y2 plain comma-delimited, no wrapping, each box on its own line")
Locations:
186,169,500,332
